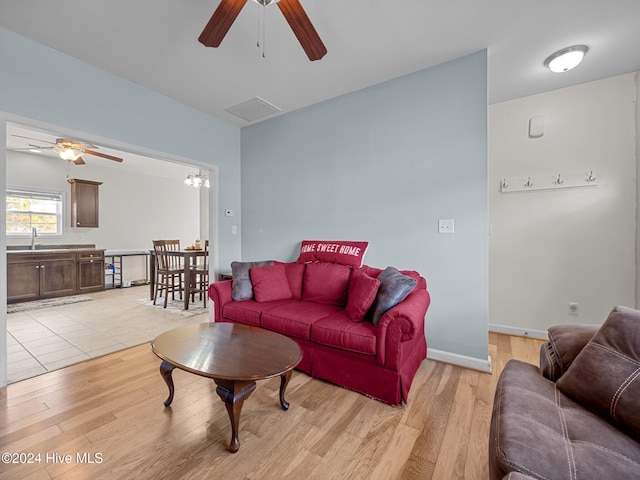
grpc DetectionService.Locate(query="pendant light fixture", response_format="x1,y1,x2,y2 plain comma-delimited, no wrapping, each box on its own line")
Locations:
184,170,210,188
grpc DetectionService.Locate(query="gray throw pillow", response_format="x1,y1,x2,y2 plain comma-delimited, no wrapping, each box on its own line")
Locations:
556,306,640,439
231,260,274,301
369,266,417,326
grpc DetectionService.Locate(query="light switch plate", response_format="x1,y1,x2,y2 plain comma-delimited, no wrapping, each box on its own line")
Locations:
438,218,455,234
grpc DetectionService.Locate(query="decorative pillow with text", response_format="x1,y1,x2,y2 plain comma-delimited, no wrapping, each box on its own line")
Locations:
296,240,369,268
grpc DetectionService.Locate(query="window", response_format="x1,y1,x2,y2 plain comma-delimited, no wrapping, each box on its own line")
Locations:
6,188,63,236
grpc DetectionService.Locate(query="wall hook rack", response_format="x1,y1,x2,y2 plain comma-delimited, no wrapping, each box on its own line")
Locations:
500,170,598,193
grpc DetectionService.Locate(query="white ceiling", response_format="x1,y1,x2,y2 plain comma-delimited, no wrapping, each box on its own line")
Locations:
1,0,640,129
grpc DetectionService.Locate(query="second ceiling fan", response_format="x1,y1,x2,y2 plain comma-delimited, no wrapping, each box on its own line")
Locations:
199,0,327,61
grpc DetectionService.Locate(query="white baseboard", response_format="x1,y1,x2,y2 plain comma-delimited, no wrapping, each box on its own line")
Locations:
489,323,548,340
427,348,492,373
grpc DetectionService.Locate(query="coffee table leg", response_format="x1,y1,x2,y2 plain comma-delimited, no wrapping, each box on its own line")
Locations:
279,370,293,410
215,380,257,453
159,361,176,407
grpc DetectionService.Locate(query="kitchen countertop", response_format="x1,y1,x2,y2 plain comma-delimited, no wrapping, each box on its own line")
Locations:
7,245,104,254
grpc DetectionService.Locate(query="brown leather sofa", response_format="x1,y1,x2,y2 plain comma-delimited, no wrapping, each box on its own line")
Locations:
489,306,640,480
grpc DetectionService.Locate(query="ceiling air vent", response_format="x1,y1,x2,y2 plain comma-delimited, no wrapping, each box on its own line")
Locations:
224,96,281,122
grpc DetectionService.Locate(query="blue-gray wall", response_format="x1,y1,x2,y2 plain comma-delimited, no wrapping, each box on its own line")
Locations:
0,27,242,387
241,51,489,365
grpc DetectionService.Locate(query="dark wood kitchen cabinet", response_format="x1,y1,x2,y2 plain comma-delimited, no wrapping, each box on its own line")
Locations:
68,178,102,228
7,252,77,302
77,250,105,293
7,249,105,303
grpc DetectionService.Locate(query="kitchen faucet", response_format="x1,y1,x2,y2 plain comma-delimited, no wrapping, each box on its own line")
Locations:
31,227,38,250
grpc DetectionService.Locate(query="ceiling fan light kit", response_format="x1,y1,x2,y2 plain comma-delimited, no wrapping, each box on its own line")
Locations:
544,45,588,73
198,0,326,61
55,146,82,161
12,134,124,165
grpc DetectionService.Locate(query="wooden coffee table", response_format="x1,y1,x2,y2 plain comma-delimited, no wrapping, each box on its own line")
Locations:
151,322,302,452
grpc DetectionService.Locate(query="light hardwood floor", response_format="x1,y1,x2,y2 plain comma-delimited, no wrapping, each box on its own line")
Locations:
0,331,544,480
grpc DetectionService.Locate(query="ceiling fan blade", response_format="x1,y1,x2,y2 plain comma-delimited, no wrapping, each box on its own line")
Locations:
12,134,57,145
199,0,247,47
277,0,326,61
74,157,86,165
82,149,124,163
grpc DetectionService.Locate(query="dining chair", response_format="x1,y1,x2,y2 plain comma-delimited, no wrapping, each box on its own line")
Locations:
152,239,184,308
190,240,210,307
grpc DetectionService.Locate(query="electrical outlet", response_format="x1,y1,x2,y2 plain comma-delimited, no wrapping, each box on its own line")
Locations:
568,302,578,315
225,209,234,217
438,219,455,234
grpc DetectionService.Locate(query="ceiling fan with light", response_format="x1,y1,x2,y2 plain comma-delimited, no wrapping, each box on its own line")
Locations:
12,135,124,165
199,0,327,61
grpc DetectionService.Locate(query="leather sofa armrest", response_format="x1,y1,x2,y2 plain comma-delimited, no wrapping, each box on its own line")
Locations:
377,288,430,367
539,323,599,381
208,280,233,322
502,473,539,480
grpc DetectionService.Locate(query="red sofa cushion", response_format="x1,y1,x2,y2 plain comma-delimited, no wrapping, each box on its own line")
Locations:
279,261,305,300
261,301,341,340
346,268,380,322
297,240,369,268
223,300,266,326
311,312,377,355
249,264,292,302
302,262,352,307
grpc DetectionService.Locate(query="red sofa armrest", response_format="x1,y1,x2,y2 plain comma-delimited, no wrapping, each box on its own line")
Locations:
208,280,233,322
376,288,430,368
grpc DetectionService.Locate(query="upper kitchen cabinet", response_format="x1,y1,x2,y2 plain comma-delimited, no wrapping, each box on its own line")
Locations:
68,178,102,228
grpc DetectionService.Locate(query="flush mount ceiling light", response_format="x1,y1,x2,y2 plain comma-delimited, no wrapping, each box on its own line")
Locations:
184,171,210,188
544,45,588,73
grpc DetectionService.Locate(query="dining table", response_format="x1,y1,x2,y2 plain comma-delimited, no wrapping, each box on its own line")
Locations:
149,248,208,310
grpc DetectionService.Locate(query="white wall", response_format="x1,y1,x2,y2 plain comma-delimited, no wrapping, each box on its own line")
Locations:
489,73,638,336
6,150,202,283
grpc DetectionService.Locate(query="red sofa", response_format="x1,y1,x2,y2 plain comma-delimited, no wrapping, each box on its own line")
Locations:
208,260,431,405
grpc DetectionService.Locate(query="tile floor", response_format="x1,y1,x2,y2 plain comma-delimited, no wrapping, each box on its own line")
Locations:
6,285,209,384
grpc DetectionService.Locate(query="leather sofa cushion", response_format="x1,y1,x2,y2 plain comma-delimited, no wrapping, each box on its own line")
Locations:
311,311,377,355
556,306,640,440
540,324,599,381
261,302,341,340
302,262,352,307
490,359,640,480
